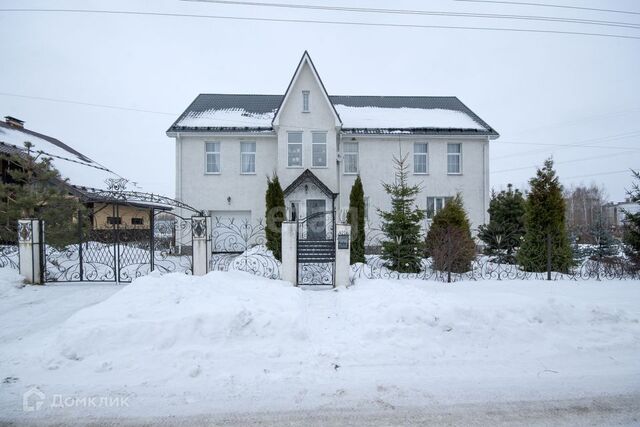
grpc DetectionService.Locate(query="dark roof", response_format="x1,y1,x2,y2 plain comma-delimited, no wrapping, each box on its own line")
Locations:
167,94,498,137
0,141,24,157
4,116,24,125
0,121,91,162
283,169,337,199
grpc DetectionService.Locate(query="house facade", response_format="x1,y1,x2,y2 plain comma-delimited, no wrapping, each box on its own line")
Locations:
167,52,499,241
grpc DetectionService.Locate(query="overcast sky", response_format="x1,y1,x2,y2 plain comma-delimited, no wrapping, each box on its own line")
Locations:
1,0,639,201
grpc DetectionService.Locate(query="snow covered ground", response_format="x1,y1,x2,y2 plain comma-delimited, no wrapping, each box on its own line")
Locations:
1,268,639,425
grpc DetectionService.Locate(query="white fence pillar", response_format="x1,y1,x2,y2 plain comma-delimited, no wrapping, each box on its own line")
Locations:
281,221,297,285
18,219,43,284
191,216,210,276
335,223,351,288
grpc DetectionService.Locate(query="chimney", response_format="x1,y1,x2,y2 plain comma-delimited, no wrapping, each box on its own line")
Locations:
4,116,25,129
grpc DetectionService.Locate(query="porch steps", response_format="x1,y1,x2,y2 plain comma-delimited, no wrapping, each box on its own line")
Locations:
297,239,335,263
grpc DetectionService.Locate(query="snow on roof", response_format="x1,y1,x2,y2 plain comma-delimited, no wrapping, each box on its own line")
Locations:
0,124,122,190
333,105,486,130
168,94,497,135
176,108,276,128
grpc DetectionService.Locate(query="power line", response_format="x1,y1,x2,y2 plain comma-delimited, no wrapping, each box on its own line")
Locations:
454,0,640,16
563,169,633,180
506,107,640,137
0,91,273,127
183,0,640,29
492,130,640,160
491,150,637,174
0,92,177,116
1,8,639,40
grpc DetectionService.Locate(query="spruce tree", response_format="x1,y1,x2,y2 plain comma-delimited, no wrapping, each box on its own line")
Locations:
588,215,618,259
378,155,425,273
346,175,365,264
0,142,86,248
425,195,476,276
478,184,526,263
517,159,573,273
264,174,285,261
623,170,640,270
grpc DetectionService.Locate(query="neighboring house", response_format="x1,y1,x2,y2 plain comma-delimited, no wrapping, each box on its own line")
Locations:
603,200,640,230
0,116,158,230
167,52,499,239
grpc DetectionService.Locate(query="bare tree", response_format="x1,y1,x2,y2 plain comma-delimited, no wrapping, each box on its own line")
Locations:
564,184,608,244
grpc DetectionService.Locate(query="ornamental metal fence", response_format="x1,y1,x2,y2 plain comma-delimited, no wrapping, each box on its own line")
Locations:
209,216,281,279
351,254,639,284
42,208,193,283
352,224,639,283
0,245,18,269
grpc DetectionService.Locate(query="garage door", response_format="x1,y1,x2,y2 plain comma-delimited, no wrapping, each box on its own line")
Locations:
210,210,254,253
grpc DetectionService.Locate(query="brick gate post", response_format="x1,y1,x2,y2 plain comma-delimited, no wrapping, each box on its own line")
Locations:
18,219,43,284
281,221,297,285
191,216,210,276
335,223,351,288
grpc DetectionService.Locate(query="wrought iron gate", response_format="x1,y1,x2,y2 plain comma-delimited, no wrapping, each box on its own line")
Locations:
42,206,193,283
296,210,336,286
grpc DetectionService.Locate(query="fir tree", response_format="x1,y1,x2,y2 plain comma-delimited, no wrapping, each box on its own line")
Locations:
425,195,476,278
478,184,526,263
623,170,640,270
588,215,618,259
0,142,86,248
517,159,573,273
264,174,285,261
378,155,425,273
346,175,365,264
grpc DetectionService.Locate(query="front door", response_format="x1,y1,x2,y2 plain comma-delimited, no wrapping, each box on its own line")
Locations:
306,199,326,240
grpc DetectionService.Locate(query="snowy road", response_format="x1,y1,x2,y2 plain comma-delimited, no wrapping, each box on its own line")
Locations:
7,394,640,426
1,269,640,425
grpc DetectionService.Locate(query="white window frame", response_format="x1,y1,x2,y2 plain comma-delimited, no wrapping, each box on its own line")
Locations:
413,142,428,174
343,141,359,174
287,131,303,168
205,141,221,174
302,90,310,112
311,132,327,168
240,141,256,174
427,196,454,219
447,143,462,175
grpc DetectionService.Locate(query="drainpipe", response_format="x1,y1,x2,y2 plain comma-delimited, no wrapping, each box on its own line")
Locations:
483,138,488,225
336,131,341,221
176,132,182,218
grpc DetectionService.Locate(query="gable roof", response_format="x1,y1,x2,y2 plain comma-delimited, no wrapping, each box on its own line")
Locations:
0,121,124,190
168,94,498,137
283,169,337,199
167,52,498,137
271,51,342,127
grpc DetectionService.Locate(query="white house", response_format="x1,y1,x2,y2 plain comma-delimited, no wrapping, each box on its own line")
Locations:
167,52,499,243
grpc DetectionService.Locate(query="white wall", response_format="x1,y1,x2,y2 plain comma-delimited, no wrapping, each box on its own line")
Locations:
175,132,491,232
175,133,277,219
338,135,490,233
274,61,339,192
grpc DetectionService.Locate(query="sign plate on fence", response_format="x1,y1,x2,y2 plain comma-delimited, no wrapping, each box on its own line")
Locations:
337,234,349,250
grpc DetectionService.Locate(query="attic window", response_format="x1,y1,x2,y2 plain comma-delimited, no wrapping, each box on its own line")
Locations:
302,91,310,112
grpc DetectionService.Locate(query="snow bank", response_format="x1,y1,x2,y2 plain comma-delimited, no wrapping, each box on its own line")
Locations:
2,272,639,418
0,267,24,297
52,271,305,363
